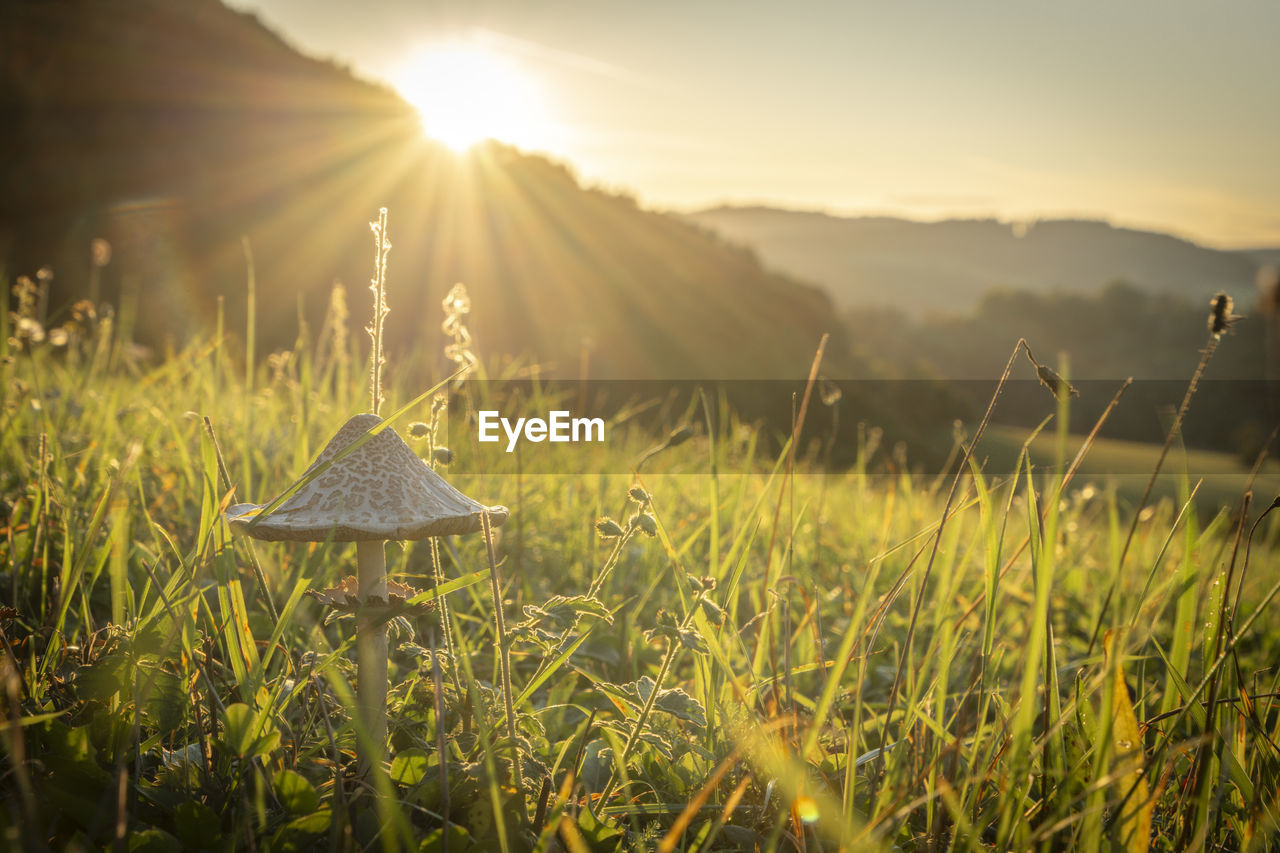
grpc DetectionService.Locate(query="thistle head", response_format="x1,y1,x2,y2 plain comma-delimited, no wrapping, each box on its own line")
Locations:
1208,291,1241,338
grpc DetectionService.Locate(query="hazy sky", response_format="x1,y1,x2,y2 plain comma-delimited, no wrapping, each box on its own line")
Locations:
230,0,1279,248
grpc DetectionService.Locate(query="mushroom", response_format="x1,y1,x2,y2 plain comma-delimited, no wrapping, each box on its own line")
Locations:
226,412,507,773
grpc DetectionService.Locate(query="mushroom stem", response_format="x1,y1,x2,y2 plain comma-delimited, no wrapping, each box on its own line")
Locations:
356,538,388,776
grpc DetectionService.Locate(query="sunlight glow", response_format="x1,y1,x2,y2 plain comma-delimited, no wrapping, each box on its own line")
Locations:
392,42,552,153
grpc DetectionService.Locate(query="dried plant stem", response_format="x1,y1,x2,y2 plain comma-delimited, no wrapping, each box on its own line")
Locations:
1087,335,1219,653
428,536,458,669
429,626,452,848
481,511,528,825
872,337,1024,810
885,343,1023,706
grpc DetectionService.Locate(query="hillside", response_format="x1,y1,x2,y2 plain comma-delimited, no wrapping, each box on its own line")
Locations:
0,0,846,381
686,206,1273,316
842,282,1278,462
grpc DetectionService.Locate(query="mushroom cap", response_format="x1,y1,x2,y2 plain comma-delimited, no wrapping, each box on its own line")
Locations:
226,413,508,542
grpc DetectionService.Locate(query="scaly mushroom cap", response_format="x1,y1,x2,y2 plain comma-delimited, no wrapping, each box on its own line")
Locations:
226,413,508,541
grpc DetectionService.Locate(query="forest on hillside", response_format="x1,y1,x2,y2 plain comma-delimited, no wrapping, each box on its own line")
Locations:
844,281,1280,462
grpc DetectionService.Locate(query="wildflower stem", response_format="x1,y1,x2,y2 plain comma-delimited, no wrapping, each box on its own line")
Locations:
587,528,636,600
598,589,706,808
428,536,458,671
368,208,391,415
598,639,679,809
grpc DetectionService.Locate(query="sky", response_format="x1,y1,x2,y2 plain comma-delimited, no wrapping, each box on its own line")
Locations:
229,0,1280,248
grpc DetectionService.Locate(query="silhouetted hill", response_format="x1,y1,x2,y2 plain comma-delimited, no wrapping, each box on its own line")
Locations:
842,281,1280,462
686,206,1273,316
1,0,847,381
1239,248,1280,269
847,280,1270,380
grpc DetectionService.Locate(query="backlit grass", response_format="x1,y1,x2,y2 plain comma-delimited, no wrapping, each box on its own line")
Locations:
2,287,1279,852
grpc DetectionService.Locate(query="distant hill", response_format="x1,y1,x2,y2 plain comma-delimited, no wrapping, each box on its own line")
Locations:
841,281,1280,463
1239,248,1280,270
0,0,846,381
686,206,1275,316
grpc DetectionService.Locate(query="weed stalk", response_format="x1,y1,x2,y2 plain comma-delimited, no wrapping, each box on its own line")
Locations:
481,510,529,826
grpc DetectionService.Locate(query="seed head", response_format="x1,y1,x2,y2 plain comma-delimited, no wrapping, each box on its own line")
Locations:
819,376,843,406
408,422,430,439
70,300,96,325
1035,364,1079,402
688,574,717,592
699,597,726,627
595,517,624,538
628,486,651,505
654,608,678,630
1022,342,1078,402
665,425,694,448
1208,291,1240,338
91,238,112,268
635,513,658,537
432,447,454,466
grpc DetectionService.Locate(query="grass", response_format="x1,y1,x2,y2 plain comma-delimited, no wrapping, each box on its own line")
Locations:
2,284,1279,852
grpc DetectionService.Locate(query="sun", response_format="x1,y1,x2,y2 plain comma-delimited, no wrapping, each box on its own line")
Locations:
391,42,550,153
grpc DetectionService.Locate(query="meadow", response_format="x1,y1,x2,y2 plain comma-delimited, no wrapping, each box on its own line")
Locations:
2,266,1279,852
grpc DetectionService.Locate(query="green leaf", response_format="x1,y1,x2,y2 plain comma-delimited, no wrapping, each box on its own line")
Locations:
514,594,613,649
126,828,182,853
676,626,708,654
698,597,726,627
418,824,475,852
270,809,332,852
597,721,674,760
75,653,132,702
510,622,563,651
539,594,613,623
515,624,600,706
40,755,113,828
131,622,170,659
32,719,95,763
273,769,320,815
596,677,706,728
173,801,222,850
575,807,625,853
390,748,431,786
406,569,489,606
219,703,280,758
141,668,187,734
1104,633,1152,853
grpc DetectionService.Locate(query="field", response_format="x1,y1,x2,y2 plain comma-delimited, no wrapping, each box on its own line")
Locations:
984,425,1280,516
2,289,1279,852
